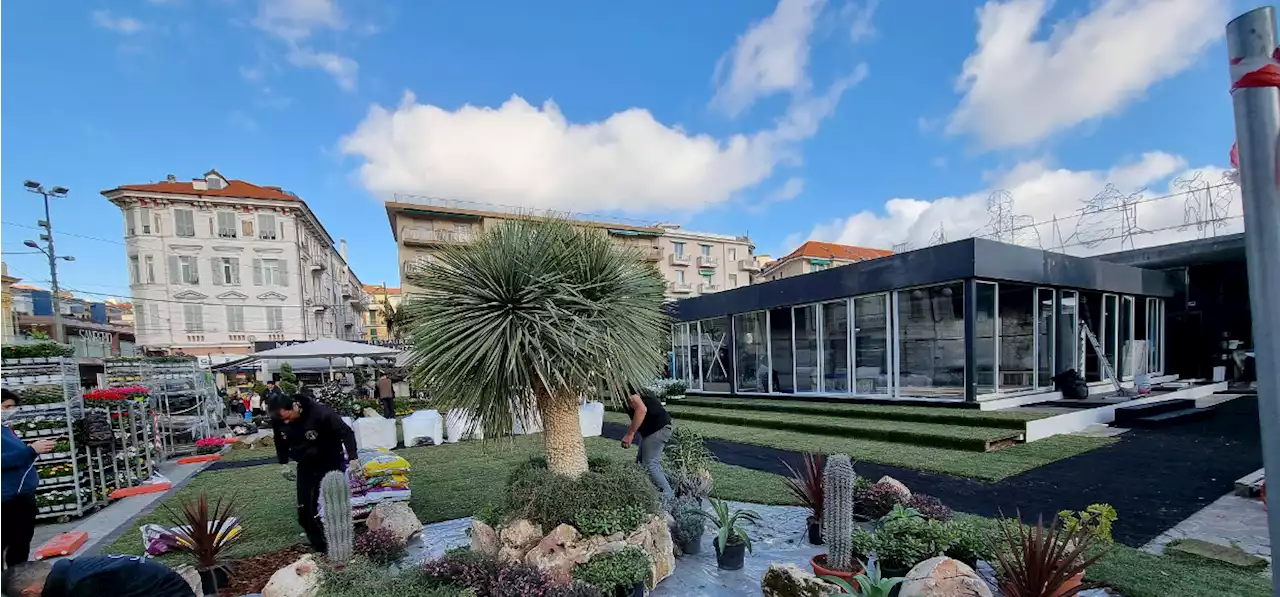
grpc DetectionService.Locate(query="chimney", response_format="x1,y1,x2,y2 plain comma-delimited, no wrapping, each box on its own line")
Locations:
340,239,348,260
166,174,177,182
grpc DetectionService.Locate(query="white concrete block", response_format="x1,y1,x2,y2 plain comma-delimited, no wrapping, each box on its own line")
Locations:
513,408,543,435
444,409,484,443
353,417,398,450
579,402,604,437
403,410,444,447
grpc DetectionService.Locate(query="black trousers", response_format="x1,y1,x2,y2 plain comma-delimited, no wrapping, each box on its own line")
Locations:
380,397,395,419
2,493,37,567
296,467,332,553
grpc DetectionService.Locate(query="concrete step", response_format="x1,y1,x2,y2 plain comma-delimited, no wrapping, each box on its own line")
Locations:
1123,407,1214,428
1113,398,1197,425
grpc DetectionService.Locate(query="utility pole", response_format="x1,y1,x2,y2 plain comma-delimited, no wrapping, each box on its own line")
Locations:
22,181,74,343
1225,7,1280,595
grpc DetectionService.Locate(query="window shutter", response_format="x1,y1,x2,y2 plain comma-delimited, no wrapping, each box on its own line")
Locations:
168,256,180,285
253,259,263,286
230,258,241,285
191,258,200,284
279,260,289,287
210,258,222,285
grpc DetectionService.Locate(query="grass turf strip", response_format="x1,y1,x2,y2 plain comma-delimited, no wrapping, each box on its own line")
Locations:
675,396,1043,429
607,412,1114,481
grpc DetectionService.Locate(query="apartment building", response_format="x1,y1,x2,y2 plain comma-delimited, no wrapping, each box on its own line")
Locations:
383,197,757,299
758,241,893,282
102,170,370,361
363,284,402,341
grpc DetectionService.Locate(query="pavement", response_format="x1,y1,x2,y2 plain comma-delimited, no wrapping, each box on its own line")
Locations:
1142,492,1271,564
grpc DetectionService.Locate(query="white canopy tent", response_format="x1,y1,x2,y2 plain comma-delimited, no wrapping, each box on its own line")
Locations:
245,339,402,378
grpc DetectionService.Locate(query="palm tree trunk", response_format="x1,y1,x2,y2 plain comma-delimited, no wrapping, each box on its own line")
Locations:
539,395,588,478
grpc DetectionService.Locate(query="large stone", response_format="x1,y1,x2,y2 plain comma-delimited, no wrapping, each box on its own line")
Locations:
761,563,840,597
169,565,203,597
470,520,499,557
367,501,424,543
877,475,912,500
498,519,543,563
524,524,588,585
253,434,275,449
899,556,992,597
262,554,322,597
624,515,675,588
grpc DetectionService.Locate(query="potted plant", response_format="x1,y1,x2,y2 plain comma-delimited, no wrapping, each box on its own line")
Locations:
782,453,824,545
811,454,865,581
671,500,706,555
661,427,716,503
986,513,1108,597
872,516,949,579
573,546,652,597
160,492,244,596
820,558,904,597
694,498,760,570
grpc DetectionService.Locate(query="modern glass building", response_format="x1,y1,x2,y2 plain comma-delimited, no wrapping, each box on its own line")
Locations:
668,238,1173,404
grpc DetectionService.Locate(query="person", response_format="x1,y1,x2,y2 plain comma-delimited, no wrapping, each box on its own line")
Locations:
1,554,195,597
263,380,284,403
248,388,264,418
269,391,358,553
620,387,674,496
2,389,56,567
376,371,395,419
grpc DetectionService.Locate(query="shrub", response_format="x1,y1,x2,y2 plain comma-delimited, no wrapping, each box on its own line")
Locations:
1058,503,1117,545
849,527,877,561
573,504,650,537
573,547,651,594
670,499,706,546
661,428,716,501
907,493,952,522
492,565,555,597
354,528,408,566
873,517,951,572
318,561,459,597
942,516,993,566
857,482,908,519
421,551,557,597
278,362,299,395
505,457,659,534
547,581,604,597
474,502,501,528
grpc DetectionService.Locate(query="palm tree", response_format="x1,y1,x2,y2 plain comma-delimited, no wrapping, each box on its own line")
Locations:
402,218,668,477
381,300,405,340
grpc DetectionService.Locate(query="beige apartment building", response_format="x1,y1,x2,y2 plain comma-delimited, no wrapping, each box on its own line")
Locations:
384,197,758,299
758,240,894,282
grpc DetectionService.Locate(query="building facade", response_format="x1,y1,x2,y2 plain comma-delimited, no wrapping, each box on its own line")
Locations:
758,241,894,282
385,197,757,299
1,264,18,344
363,284,403,341
7,286,138,358
102,170,370,360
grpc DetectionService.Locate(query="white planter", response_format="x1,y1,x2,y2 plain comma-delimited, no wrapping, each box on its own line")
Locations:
512,409,543,436
444,409,484,443
402,410,443,447
39,506,51,513
352,417,397,451
579,402,604,437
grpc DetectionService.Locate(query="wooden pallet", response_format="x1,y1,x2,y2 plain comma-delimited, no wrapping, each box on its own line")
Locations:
1234,468,1265,498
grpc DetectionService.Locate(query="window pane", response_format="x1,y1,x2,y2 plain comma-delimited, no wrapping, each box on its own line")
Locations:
1057,290,1079,375
1103,295,1118,380
688,323,701,391
897,282,965,399
1037,289,1056,387
768,307,794,393
975,282,997,394
998,283,1036,393
698,317,731,392
853,295,890,394
1119,296,1134,379
672,324,686,383
820,300,849,392
794,305,819,392
733,312,769,392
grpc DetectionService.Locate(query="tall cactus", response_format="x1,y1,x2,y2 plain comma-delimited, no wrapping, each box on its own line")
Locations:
320,470,353,563
822,454,857,571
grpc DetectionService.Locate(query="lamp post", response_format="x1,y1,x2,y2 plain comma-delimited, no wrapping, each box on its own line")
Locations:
22,180,73,343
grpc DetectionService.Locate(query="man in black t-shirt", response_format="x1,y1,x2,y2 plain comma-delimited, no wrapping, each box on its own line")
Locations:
621,388,673,496
2,554,195,597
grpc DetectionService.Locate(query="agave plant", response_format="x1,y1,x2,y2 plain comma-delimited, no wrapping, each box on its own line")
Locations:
402,218,668,477
821,558,903,597
160,492,244,571
986,513,1109,597
694,498,762,552
781,453,824,522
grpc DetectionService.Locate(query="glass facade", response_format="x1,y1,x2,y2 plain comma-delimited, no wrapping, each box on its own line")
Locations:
672,280,1166,400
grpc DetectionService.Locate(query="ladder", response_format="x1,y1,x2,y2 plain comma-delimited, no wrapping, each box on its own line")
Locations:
1081,323,1129,396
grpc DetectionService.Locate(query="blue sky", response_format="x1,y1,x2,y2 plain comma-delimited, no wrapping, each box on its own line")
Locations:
1,0,1248,299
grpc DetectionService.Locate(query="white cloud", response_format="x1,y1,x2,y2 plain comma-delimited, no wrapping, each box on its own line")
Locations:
793,152,1240,255
288,47,358,91
711,0,827,117
843,0,879,43
947,0,1227,149
774,177,806,201
92,10,145,34
251,0,359,91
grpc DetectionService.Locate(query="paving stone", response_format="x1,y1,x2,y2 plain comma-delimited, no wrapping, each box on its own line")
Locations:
1141,493,1270,564
1165,538,1268,569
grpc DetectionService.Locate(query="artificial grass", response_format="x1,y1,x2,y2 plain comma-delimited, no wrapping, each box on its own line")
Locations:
607,412,1115,481
664,405,1023,451
676,396,1043,429
1088,543,1271,597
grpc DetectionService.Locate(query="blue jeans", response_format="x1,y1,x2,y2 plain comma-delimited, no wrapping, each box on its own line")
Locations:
635,424,674,496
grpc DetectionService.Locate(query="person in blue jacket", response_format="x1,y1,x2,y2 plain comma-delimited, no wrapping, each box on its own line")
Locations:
1,554,195,597
2,389,56,567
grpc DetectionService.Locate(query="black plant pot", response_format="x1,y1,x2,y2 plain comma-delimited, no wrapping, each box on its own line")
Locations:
680,536,702,555
714,540,746,570
807,519,823,545
198,566,229,596
613,581,644,597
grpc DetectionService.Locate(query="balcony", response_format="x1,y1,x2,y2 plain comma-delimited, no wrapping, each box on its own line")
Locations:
669,253,691,267
668,282,693,294
697,256,719,268
341,284,354,298
642,246,662,262
699,283,721,294
738,259,761,272
402,227,474,247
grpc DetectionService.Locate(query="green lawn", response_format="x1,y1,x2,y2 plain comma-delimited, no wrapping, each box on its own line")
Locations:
1088,543,1271,597
608,412,1115,481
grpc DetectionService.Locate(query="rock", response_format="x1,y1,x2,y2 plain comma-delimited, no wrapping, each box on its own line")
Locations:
231,439,251,450
498,519,543,564
470,520,499,557
899,556,992,597
524,524,588,584
877,475,912,500
1165,538,1269,568
761,563,840,597
262,554,322,597
367,501,424,543
253,435,275,449
624,515,675,588
169,565,203,597
362,408,383,418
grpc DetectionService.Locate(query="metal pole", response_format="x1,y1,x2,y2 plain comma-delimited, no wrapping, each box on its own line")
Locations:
1225,7,1280,595
40,190,65,344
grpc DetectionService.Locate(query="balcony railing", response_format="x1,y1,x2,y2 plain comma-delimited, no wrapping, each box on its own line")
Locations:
699,283,720,293
402,227,474,247
697,256,719,268
738,259,761,271
669,253,691,266
341,284,353,298
668,282,693,294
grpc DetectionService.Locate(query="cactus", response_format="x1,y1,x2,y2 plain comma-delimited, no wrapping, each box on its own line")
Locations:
821,454,857,571
320,470,353,563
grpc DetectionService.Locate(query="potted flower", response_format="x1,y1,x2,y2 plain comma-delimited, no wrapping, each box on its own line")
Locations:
195,437,226,455
671,500,706,555
987,513,1109,597
160,492,244,595
820,558,904,597
782,453,824,545
693,498,760,570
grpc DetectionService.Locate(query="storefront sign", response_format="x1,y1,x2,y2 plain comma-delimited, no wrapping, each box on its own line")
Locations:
77,328,114,344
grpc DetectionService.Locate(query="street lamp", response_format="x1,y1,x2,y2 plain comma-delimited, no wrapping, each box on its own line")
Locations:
24,180,72,343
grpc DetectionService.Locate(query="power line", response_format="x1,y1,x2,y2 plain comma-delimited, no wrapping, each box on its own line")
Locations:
1,221,126,245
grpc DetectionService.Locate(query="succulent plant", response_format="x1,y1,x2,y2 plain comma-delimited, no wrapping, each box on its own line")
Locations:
821,454,857,571
320,470,353,563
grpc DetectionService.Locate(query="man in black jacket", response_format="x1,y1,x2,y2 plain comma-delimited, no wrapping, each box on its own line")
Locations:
2,554,194,597
269,391,358,553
